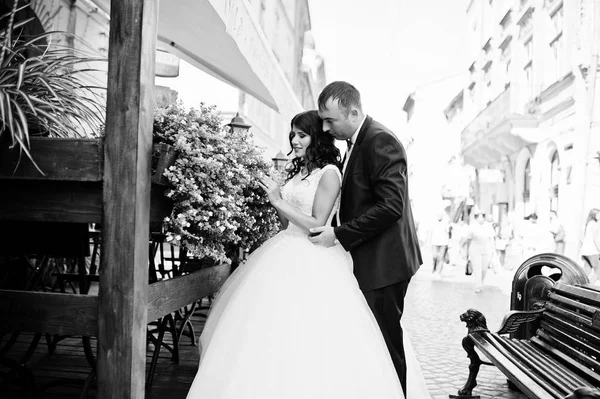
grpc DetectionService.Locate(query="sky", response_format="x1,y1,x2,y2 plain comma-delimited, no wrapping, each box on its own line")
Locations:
308,0,470,133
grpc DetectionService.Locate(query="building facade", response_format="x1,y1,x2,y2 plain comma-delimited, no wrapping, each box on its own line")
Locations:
401,79,474,228
447,0,600,260
38,0,326,162
240,0,326,159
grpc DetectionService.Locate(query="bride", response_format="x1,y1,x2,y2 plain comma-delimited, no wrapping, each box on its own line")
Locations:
186,110,429,398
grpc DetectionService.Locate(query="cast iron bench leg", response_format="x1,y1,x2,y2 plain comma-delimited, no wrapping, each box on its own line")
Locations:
449,335,482,399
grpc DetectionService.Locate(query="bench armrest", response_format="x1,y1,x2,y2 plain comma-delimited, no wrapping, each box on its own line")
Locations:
459,307,545,335
496,308,545,335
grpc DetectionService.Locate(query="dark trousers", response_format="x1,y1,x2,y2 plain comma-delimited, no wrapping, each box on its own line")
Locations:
362,279,411,395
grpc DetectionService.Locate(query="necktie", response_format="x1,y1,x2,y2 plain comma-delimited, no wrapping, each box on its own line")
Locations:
342,140,353,164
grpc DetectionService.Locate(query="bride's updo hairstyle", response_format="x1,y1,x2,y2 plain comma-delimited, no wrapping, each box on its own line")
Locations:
285,110,341,182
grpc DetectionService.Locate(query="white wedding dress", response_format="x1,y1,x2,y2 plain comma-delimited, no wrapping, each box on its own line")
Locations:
186,165,430,399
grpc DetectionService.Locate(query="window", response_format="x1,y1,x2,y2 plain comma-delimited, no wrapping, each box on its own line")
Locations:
550,34,564,80
524,37,533,60
550,6,564,81
524,62,534,99
551,5,563,35
500,9,512,32
550,151,560,212
483,40,492,57
523,159,532,217
469,82,476,102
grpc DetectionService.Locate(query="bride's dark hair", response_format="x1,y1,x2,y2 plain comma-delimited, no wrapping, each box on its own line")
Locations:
285,110,341,182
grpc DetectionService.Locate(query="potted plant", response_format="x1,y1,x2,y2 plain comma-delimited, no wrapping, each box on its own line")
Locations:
0,2,179,225
152,101,279,266
0,1,106,173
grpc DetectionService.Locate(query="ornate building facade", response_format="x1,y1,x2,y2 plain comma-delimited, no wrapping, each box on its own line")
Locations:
446,0,600,259
240,0,327,158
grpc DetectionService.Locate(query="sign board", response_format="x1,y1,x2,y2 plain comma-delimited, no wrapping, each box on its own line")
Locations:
156,50,180,77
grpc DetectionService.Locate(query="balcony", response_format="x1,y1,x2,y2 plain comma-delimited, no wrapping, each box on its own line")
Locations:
461,87,539,167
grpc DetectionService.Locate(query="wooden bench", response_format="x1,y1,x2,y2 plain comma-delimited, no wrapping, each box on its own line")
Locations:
452,283,600,399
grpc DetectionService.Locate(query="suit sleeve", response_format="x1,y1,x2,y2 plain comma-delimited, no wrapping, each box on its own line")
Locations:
334,132,407,250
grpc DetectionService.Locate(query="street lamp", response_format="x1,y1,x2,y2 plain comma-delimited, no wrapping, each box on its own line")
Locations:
272,150,289,172
227,112,252,134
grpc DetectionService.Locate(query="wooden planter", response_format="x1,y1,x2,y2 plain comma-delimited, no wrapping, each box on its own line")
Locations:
0,137,175,223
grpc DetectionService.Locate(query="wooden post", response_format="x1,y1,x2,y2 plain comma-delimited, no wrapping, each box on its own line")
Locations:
98,1,157,397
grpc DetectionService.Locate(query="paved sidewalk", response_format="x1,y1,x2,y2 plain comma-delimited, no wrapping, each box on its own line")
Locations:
403,260,528,399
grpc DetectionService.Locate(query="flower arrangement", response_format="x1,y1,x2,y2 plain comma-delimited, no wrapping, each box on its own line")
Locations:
153,101,280,264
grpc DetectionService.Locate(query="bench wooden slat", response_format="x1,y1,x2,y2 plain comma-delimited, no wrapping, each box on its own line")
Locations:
541,320,600,361
473,333,562,399
554,283,600,307
544,312,600,348
532,335,600,386
548,291,600,316
537,326,600,375
499,337,580,396
520,341,590,389
545,302,592,328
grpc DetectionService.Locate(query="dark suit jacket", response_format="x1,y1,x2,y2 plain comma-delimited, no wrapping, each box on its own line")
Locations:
334,116,422,292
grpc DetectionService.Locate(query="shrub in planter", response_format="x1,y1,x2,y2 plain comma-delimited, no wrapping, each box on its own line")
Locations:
153,102,279,264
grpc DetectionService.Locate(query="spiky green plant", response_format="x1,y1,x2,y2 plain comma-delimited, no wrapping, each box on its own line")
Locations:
0,1,106,172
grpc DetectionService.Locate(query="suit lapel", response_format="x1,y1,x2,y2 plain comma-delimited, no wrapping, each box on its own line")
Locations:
341,116,372,192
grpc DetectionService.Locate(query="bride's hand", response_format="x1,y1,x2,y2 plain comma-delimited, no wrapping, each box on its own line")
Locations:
258,175,282,205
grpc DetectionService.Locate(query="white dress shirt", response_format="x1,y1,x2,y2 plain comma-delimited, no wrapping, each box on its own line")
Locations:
342,115,367,174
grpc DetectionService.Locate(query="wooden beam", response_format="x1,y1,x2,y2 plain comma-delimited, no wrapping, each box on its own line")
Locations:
0,180,171,223
147,265,231,321
0,180,103,223
98,1,158,398
0,138,104,181
0,289,99,336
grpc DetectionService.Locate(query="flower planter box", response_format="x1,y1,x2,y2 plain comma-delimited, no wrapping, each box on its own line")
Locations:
0,137,175,223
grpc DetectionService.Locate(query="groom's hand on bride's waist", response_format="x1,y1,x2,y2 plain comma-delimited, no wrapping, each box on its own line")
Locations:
308,226,337,247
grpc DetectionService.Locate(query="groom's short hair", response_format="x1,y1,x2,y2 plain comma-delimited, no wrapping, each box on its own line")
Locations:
318,81,362,114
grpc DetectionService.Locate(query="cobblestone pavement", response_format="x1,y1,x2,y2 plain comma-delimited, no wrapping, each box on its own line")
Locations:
403,257,529,399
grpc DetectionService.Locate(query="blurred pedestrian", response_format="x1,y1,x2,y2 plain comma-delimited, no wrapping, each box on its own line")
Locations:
520,213,553,260
581,208,600,284
495,218,513,269
549,210,566,255
449,218,468,270
431,212,450,277
465,211,496,293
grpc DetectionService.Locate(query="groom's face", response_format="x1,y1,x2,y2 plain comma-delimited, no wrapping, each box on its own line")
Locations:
319,98,358,141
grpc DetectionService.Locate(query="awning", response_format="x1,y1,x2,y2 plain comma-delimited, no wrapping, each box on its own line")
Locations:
462,114,540,168
92,0,303,114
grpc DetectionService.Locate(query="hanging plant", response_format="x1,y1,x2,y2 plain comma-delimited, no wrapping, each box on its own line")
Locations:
153,101,279,264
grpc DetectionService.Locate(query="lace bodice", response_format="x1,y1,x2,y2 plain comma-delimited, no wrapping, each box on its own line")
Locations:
280,164,342,234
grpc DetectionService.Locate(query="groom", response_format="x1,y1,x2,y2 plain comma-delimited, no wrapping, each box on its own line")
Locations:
309,81,422,394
